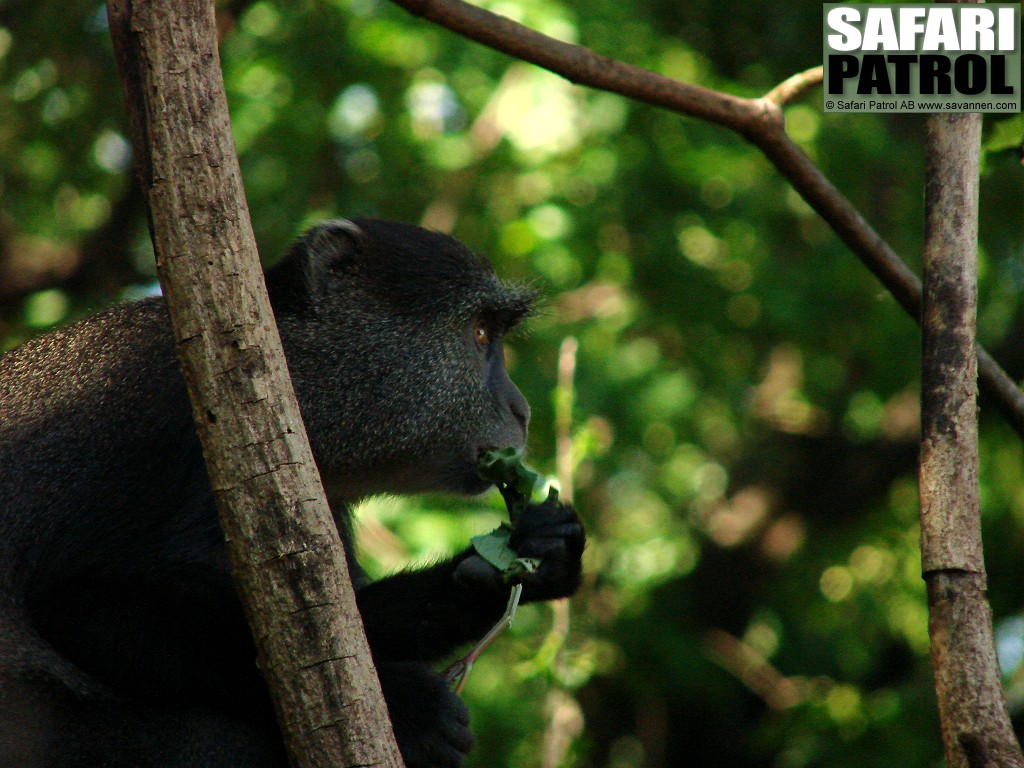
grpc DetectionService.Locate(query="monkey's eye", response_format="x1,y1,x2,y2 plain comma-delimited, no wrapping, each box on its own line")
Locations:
474,321,491,349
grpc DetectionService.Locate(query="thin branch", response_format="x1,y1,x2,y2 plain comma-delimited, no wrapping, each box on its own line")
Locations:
388,0,1024,439
764,66,824,106
555,336,578,505
704,628,803,711
545,335,580,768
443,584,523,693
396,0,768,132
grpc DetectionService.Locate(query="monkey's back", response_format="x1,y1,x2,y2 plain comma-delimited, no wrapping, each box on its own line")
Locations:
0,299,213,590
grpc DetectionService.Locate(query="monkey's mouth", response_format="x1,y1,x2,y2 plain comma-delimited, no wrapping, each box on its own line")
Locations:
476,443,525,460
468,444,522,495
459,445,500,494
452,463,492,496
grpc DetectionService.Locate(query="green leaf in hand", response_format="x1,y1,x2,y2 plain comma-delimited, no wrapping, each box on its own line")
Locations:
472,449,553,578
476,447,549,519
470,523,518,573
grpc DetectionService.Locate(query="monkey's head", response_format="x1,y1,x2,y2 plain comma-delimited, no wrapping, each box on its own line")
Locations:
267,219,536,503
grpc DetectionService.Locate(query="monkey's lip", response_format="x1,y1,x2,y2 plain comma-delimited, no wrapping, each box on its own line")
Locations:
470,444,524,495
468,445,502,493
475,443,524,460
464,476,494,496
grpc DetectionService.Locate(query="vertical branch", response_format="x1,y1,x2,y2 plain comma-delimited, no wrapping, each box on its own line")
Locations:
919,110,1022,768
104,1,404,766
555,336,579,504
543,335,583,768
544,339,585,768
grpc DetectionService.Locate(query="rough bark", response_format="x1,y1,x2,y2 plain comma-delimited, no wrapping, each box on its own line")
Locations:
105,1,404,766
920,111,1022,768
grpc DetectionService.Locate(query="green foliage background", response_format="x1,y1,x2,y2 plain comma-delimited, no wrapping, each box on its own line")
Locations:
1,1,1022,766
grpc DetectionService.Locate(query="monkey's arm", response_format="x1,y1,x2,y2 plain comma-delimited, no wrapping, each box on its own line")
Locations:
356,554,504,662
356,496,584,662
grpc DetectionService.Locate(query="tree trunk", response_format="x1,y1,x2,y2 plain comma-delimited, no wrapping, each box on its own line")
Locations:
105,1,404,766
919,109,1023,768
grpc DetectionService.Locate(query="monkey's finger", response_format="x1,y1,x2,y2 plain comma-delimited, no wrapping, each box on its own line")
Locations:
510,521,582,541
512,538,569,560
453,555,504,590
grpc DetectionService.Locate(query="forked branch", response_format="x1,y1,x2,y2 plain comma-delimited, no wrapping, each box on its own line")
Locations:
390,0,1024,438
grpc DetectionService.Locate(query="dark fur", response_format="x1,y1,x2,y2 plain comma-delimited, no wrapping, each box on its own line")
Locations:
0,219,585,768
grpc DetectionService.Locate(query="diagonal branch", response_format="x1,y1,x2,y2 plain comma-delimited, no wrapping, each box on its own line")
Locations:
398,0,761,129
106,1,404,765
390,0,1024,438
397,0,765,131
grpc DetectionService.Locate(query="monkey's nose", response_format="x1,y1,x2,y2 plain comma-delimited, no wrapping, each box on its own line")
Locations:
509,387,531,432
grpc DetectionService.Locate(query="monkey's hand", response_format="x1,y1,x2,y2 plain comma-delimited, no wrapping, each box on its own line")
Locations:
378,661,474,768
456,495,584,603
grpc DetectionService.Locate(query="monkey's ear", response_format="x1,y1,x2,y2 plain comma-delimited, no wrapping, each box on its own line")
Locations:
266,219,365,311
304,219,364,256
302,219,364,288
